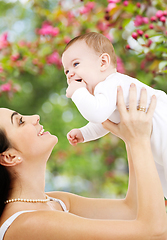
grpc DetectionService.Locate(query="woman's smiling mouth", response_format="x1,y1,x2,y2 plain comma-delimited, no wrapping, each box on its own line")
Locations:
38,127,44,136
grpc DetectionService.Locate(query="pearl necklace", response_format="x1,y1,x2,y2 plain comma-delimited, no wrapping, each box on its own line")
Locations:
4,195,50,204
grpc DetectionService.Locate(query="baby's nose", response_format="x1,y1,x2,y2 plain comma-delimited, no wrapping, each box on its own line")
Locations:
68,72,75,83
69,71,75,78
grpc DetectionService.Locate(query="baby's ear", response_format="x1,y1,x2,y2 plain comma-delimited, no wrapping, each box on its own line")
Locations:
100,53,110,71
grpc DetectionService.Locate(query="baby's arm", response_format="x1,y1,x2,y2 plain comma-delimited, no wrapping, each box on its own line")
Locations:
67,122,109,145
72,87,117,123
80,122,109,142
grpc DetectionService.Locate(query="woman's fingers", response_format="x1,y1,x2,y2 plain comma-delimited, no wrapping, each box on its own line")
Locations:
138,87,147,111
129,83,137,112
116,86,127,120
147,95,157,119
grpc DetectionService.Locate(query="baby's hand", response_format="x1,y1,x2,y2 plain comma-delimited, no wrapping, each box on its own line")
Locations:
66,80,86,98
67,129,84,146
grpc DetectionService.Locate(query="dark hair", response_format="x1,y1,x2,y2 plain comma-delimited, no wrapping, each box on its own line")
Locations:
0,129,11,216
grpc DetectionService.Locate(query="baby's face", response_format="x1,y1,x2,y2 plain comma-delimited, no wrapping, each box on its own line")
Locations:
62,40,102,94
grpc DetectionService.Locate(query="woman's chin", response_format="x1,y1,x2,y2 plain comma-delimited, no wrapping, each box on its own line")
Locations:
54,136,58,144
52,135,58,145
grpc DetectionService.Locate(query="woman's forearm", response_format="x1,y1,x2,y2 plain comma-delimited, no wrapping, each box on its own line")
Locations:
129,139,167,233
124,144,137,215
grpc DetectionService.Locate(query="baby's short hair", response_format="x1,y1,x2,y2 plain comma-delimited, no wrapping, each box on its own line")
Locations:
64,32,117,67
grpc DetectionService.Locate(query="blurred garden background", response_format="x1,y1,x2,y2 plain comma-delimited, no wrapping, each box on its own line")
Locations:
0,0,167,199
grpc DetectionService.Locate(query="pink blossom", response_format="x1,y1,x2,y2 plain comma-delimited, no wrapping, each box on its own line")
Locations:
117,57,125,74
67,11,74,21
47,52,62,68
0,64,3,73
85,2,95,10
143,17,149,24
108,0,120,3
145,34,149,39
149,24,154,29
79,6,89,14
105,33,113,42
134,16,148,27
38,23,59,37
11,54,20,61
134,15,144,26
147,39,153,47
79,2,95,15
107,3,116,11
156,10,163,18
160,16,166,22
136,2,141,8
51,27,59,37
140,59,146,70
163,11,167,16
123,1,128,6
0,32,9,50
137,29,143,36
132,32,138,40
125,44,131,50
18,40,26,47
1,83,11,92
0,32,8,44
151,16,157,22
97,21,109,32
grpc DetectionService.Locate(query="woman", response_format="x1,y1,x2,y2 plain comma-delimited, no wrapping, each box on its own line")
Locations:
0,84,166,239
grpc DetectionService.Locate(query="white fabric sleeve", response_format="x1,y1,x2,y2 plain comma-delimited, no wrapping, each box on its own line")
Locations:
79,122,109,142
71,87,116,123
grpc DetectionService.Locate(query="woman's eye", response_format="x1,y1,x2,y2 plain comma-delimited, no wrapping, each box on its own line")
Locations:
74,62,79,67
19,117,25,125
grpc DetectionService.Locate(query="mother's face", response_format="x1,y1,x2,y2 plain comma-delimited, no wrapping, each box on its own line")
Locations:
0,108,58,160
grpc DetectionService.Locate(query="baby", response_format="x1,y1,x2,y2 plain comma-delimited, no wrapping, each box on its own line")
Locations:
62,32,167,198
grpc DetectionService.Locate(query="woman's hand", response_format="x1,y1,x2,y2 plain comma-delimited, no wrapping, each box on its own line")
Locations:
102,84,157,144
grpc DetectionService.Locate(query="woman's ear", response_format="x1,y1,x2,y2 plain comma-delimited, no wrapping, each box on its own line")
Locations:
99,53,111,72
0,149,22,167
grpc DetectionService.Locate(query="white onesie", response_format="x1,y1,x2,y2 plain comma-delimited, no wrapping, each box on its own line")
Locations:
71,72,167,198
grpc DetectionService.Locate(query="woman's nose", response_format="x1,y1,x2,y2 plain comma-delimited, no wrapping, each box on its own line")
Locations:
32,114,40,125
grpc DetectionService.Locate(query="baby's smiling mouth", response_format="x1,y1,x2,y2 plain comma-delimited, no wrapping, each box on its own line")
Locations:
75,79,82,82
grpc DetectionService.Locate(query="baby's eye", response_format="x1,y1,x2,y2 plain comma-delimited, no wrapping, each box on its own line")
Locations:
65,70,69,75
73,62,79,67
19,117,25,125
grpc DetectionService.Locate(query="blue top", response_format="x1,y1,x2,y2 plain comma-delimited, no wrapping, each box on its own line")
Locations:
0,196,68,240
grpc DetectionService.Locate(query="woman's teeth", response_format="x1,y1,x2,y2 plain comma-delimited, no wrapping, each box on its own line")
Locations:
38,128,44,136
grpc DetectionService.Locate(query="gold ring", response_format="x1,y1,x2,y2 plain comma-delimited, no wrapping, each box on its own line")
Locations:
137,106,146,112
